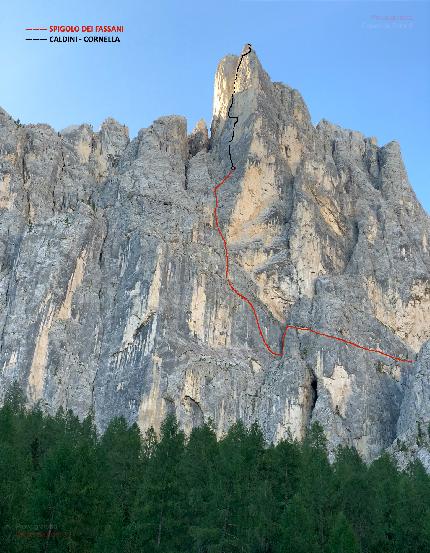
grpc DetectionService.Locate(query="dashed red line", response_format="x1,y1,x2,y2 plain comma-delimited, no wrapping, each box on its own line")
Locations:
25,28,47,30
213,168,413,364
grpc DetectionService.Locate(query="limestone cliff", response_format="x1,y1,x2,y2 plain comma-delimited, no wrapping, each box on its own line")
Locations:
0,45,429,462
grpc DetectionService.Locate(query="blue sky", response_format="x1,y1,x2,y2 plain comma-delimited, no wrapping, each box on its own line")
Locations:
1,1,429,210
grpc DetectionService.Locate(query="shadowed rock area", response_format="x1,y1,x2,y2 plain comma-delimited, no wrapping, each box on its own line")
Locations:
0,45,429,463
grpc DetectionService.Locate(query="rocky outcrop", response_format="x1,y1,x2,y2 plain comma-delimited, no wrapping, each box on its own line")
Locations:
0,45,429,463
389,341,430,470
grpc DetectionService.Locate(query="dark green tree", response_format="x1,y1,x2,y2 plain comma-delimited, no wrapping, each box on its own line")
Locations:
28,411,101,552
332,446,370,544
365,453,400,552
326,511,361,553
0,383,33,552
0,389,428,553
278,493,320,553
392,460,430,552
127,414,187,551
94,417,141,552
180,421,221,551
297,423,334,549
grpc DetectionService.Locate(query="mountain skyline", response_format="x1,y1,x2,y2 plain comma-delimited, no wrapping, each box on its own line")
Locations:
2,0,429,210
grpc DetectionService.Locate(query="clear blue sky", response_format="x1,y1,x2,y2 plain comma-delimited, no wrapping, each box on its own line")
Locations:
2,1,429,210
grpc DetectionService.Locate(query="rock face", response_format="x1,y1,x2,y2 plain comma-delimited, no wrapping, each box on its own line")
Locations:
0,45,429,462
389,341,430,470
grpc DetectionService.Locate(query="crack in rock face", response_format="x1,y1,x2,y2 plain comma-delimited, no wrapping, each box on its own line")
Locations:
0,45,429,465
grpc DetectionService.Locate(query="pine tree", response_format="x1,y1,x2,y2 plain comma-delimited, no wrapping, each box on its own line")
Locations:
243,441,279,552
327,511,361,553
127,414,187,551
269,438,302,504
0,392,428,552
0,383,34,553
332,446,369,545
180,421,221,551
278,493,319,553
212,420,253,552
235,423,276,552
365,453,400,552
297,422,334,549
29,410,101,552
94,417,141,552
392,460,430,552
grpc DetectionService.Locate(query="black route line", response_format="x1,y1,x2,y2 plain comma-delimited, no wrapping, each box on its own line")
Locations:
227,43,252,170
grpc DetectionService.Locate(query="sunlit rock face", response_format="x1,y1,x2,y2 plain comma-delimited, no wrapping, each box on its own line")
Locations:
0,45,429,463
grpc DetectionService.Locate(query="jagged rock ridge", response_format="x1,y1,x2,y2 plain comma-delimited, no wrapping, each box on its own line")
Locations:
0,45,429,463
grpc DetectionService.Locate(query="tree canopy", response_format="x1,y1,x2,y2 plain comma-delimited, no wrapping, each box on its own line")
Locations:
0,392,428,552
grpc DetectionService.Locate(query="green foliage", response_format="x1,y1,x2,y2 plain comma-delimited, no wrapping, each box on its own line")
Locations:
0,388,429,552
126,414,187,551
327,511,361,553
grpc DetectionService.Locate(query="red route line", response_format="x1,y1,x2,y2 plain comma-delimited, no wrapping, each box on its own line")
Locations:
213,168,413,364
25,28,47,30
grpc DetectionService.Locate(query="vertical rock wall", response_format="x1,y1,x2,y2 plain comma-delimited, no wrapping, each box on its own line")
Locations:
0,45,429,462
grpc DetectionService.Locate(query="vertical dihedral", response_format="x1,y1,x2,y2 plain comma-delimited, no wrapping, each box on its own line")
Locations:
137,354,165,434
57,248,89,320
27,298,55,403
